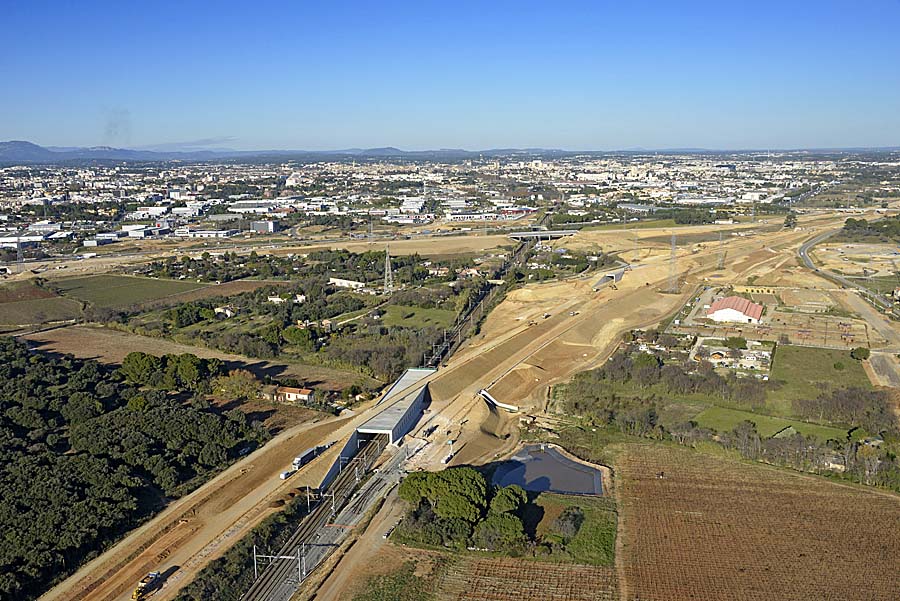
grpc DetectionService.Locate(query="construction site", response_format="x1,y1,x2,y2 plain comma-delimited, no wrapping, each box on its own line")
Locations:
36,208,900,601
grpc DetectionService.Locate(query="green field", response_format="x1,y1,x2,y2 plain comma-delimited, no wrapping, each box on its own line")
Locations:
531,492,617,566
0,297,82,325
55,275,207,308
382,305,456,329
584,218,678,231
768,345,871,412
693,406,848,441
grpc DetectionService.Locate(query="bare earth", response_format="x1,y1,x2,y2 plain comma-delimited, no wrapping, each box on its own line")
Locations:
21,324,373,390
615,443,900,601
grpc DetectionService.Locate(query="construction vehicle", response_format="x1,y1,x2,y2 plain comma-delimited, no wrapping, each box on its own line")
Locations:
132,572,160,600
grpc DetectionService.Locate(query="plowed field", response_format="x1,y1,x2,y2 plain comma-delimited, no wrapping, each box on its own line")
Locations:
616,444,900,601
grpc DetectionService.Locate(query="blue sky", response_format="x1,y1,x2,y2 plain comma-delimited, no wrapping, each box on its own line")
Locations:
2,1,899,150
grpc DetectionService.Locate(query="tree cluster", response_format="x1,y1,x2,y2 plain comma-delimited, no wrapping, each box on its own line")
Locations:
0,338,267,601
395,468,528,553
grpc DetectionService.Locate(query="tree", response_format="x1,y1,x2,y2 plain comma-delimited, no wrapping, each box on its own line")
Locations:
724,337,747,350
489,485,527,515
212,370,262,401
850,347,870,361
119,352,162,385
472,513,525,551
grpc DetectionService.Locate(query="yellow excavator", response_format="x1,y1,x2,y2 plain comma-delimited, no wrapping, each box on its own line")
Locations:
132,572,161,600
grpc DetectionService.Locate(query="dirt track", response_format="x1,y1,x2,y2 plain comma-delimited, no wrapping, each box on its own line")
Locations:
423,214,847,467
37,213,852,600
39,417,352,601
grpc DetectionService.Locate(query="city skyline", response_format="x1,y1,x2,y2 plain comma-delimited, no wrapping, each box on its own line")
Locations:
3,1,899,150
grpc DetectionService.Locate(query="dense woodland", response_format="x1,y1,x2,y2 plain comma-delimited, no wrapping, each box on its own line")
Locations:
561,348,900,491
142,249,473,285
841,216,900,241
0,339,268,601
395,468,531,553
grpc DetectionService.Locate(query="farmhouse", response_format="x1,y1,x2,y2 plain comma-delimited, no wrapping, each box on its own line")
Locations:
707,296,763,324
328,277,366,290
275,386,315,403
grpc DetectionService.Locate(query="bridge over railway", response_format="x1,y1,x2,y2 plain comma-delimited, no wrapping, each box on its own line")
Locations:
507,229,578,240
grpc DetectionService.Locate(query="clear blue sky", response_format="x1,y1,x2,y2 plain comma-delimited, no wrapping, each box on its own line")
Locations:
2,0,899,150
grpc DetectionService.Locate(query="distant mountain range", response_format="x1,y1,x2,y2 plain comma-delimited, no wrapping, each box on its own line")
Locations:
1,140,897,165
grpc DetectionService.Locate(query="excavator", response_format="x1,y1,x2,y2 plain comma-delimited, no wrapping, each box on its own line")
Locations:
132,572,161,600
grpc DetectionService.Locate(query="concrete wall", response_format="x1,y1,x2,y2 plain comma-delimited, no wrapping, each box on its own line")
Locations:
318,430,360,491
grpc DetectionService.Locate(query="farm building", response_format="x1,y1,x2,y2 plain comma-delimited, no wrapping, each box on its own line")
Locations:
707,296,763,324
275,386,315,403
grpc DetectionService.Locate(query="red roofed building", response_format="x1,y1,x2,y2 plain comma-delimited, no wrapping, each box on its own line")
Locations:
706,296,763,324
275,386,315,403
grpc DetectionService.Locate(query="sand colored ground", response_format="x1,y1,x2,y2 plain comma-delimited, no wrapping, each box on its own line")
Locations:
615,443,900,601
36,211,856,601
39,417,351,601
21,324,372,390
419,216,848,469
813,241,900,277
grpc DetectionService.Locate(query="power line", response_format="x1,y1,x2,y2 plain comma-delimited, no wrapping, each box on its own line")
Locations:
384,245,394,295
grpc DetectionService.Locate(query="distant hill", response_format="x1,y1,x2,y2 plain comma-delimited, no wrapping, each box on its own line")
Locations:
1,140,897,165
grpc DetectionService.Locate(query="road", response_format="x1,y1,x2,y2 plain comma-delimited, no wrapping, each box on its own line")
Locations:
39,212,851,601
798,226,893,310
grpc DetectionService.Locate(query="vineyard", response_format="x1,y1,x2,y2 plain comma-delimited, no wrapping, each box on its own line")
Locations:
616,443,900,600
438,557,618,601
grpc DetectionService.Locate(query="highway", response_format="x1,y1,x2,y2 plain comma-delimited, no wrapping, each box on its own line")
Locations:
797,228,893,311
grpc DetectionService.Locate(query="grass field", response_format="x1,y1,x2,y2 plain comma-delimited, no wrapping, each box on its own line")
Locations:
693,406,848,441
531,493,617,567
0,280,56,303
616,443,900,601
382,305,456,329
0,296,82,325
54,275,208,308
768,345,871,411
583,218,678,231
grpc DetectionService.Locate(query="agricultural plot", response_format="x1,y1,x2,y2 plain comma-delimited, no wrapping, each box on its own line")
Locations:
135,279,286,309
382,305,457,329
21,325,374,390
616,443,900,601
438,557,618,601
0,297,82,325
768,345,871,411
0,280,57,303
0,280,82,325
54,275,207,308
693,406,848,441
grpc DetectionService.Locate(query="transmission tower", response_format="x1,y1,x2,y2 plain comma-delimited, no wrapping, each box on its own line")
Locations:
667,233,678,293
384,245,394,295
717,231,725,270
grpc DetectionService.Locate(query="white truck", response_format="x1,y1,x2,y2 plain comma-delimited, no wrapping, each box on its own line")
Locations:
279,470,296,480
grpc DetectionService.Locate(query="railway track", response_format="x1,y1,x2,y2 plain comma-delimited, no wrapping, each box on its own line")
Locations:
242,434,388,601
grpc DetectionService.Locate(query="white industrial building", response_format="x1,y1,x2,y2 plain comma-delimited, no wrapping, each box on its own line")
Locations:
706,296,764,324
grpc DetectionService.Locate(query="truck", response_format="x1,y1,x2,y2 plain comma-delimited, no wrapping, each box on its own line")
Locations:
279,470,296,480
132,572,160,600
291,446,318,469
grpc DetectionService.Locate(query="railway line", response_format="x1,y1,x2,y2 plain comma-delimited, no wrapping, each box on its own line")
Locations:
242,434,389,601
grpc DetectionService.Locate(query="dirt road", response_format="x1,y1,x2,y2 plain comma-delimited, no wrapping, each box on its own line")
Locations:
39,417,351,601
